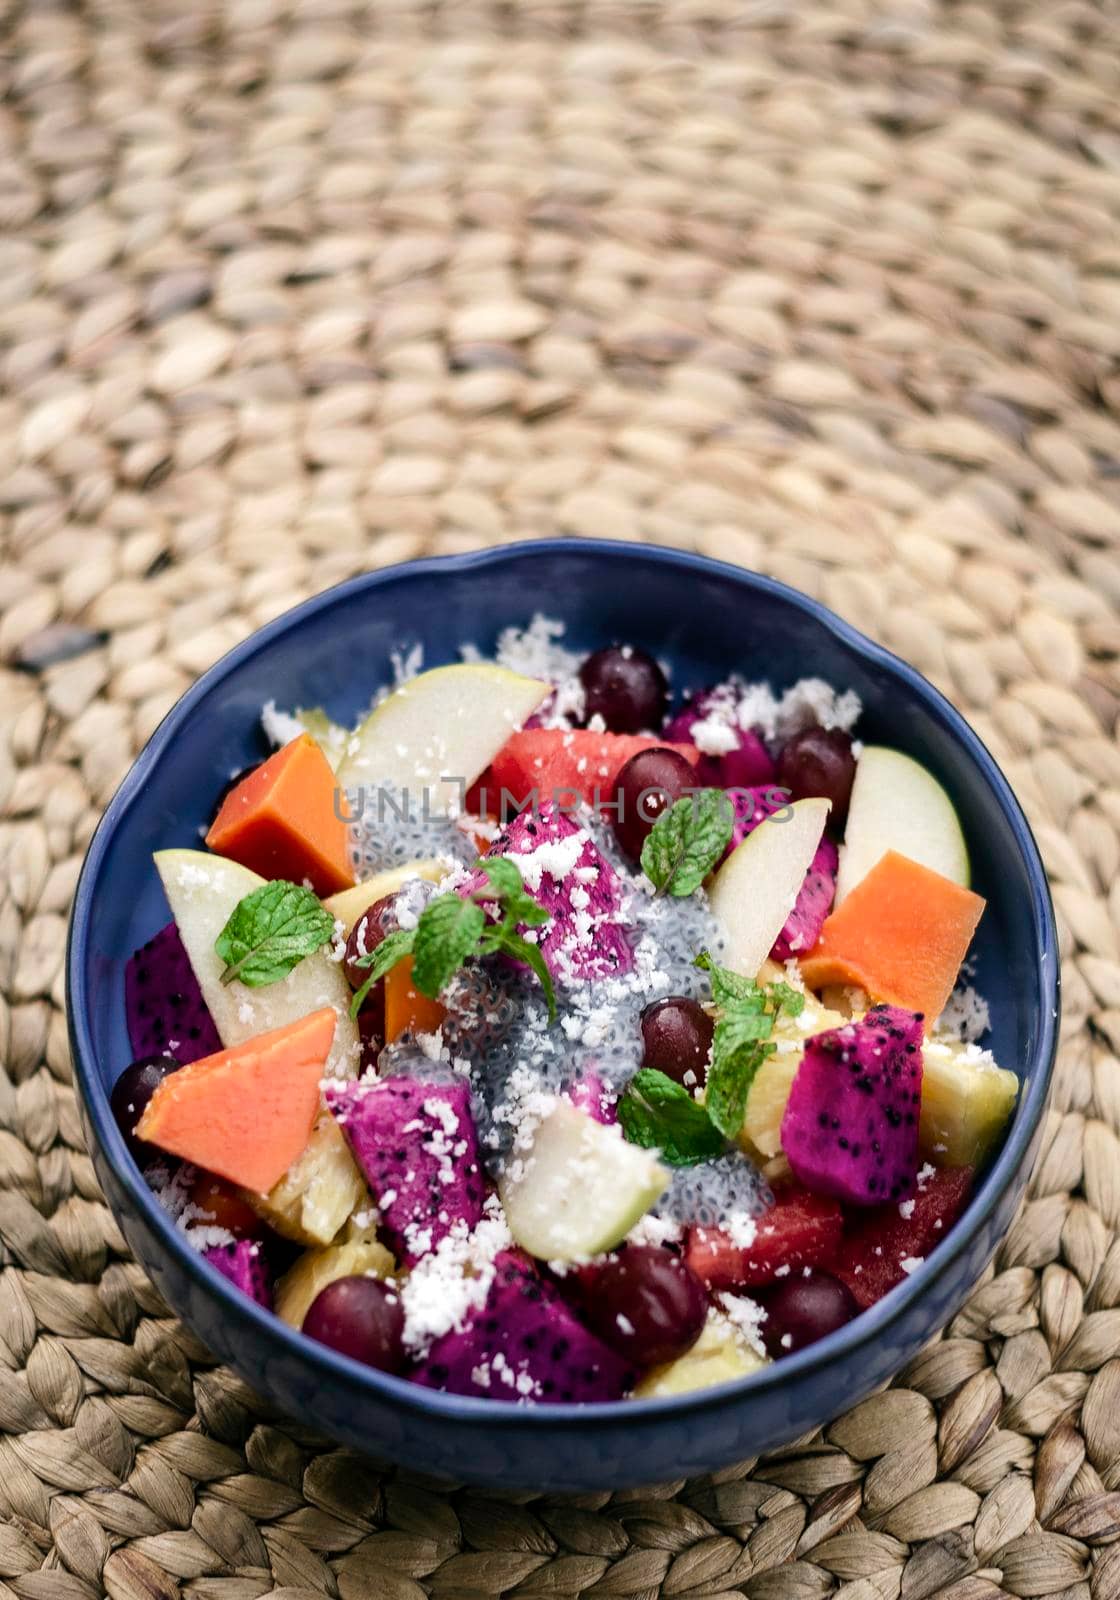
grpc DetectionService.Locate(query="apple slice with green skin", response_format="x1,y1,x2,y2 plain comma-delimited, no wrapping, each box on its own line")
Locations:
154,849,360,1082
499,1100,668,1262
322,857,446,934
707,797,831,978
336,663,550,817
836,747,969,903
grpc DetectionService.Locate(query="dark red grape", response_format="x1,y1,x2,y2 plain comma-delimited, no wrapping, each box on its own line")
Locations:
342,893,400,1055
357,1007,383,1073
612,746,698,862
110,1056,181,1167
302,1275,406,1372
762,1273,857,1357
579,646,669,734
640,997,714,1087
776,728,857,827
343,894,397,990
190,1174,265,1239
580,1245,707,1366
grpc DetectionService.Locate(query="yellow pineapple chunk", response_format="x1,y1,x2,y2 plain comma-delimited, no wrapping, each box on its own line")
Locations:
755,958,790,987
634,1311,767,1397
740,1055,799,1162
275,1226,395,1329
919,1038,1019,1166
244,1116,367,1247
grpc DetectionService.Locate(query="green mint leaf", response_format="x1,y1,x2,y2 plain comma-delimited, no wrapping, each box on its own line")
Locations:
504,892,551,929
472,856,523,901
715,1007,773,1050
473,856,551,928
694,950,808,1137
617,1069,726,1166
363,856,559,1021
641,788,734,897
411,895,486,1000
215,880,336,989
706,1031,775,1139
348,927,415,1019
694,950,765,1010
489,928,557,1022
768,979,805,1017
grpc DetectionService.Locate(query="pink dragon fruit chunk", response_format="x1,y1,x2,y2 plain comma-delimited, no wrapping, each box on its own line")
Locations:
781,1005,925,1207
471,801,634,984
772,834,839,960
204,1239,273,1309
125,922,223,1065
726,785,791,853
664,690,777,790
725,789,838,959
325,1075,484,1264
413,1251,636,1402
566,1069,617,1125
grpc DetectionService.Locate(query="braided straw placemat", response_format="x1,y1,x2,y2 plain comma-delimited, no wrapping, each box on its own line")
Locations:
3,1,1120,1596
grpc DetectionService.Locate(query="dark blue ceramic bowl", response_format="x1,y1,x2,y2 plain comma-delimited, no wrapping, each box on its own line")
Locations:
68,539,1058,1492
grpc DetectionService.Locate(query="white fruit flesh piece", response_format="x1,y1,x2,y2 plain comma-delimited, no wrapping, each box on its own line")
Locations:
634,1311,767,1397
836,746,969,903
244,1116,366,1245
154,848,360,1080
336,663,550,816
323,858,446,933
275,1227,395,1329
919,1037,1019,1165
707,797,831,978
499,1101,668,1262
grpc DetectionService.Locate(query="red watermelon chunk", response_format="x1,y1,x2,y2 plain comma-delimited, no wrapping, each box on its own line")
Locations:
832,1166,973,1309
685,1186,843,1290
487,729,700,813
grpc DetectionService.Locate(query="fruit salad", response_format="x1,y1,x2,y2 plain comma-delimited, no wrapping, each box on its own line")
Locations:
112,616,1019,1402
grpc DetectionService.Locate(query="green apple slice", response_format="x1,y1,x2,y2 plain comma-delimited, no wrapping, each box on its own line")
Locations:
499,1101,668,1262
322,857,447,933
154,848,360,1080
707,797,831,978
336,663,550,816
836,746,968,903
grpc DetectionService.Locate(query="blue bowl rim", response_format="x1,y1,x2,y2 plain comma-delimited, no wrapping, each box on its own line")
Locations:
67,537,1059,1428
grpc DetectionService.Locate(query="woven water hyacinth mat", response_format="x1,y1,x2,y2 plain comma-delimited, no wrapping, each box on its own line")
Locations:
3,0,1120,1594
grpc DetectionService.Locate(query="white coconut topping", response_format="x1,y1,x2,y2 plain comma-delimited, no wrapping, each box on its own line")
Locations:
260,700,307,747
400,1194,513,1356
717,1292,768,1357
470,613,587,729
936,985,991,1043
